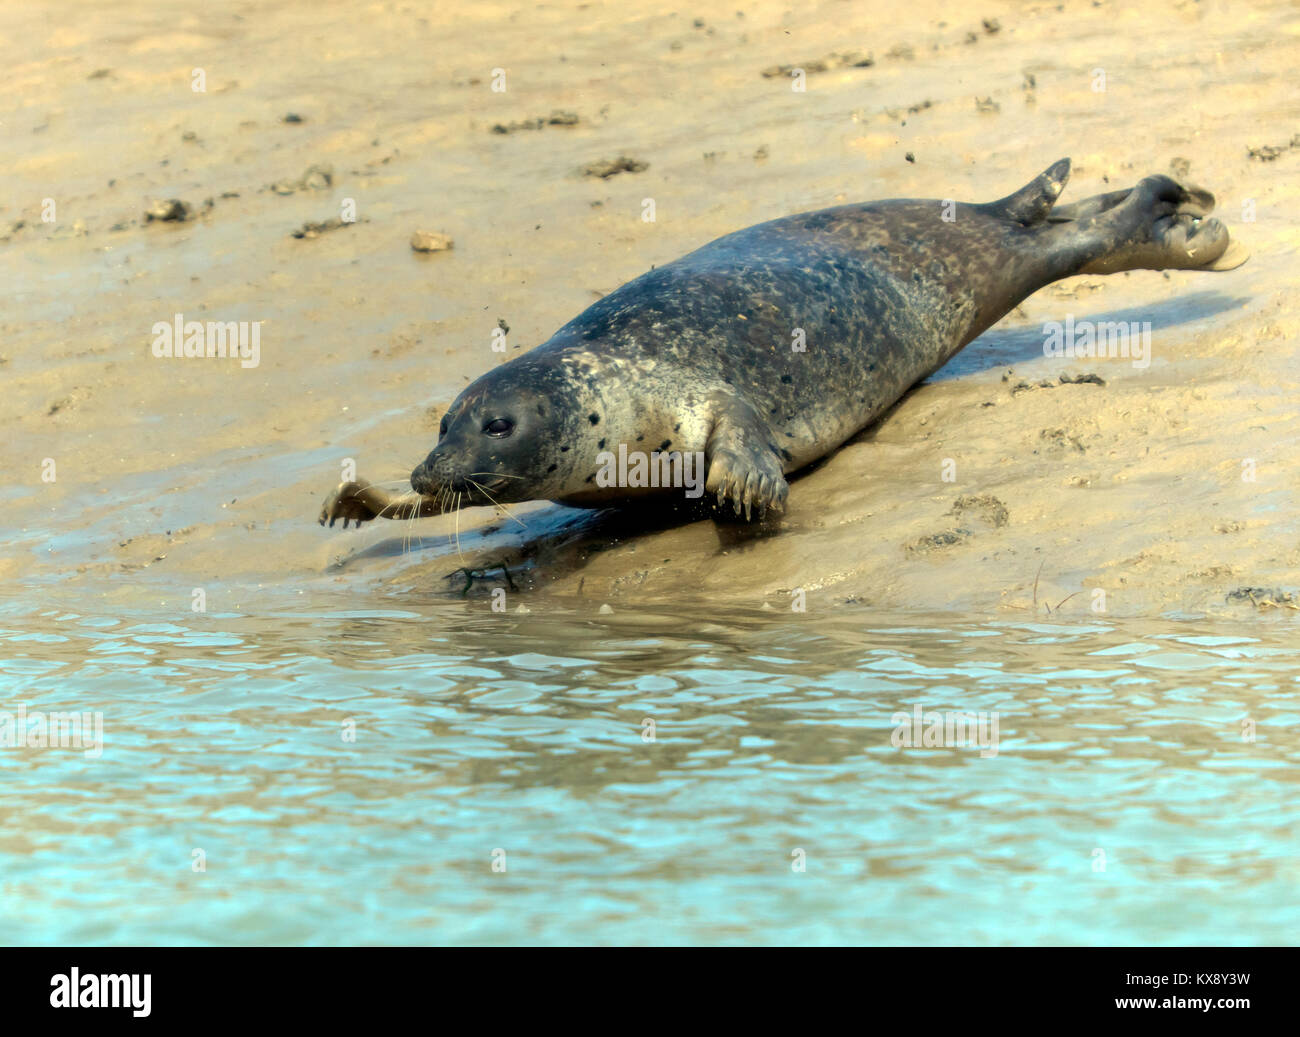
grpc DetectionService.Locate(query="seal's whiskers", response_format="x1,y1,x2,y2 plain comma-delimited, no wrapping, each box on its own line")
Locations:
403,491,421,555
467,478,528,529
453,491,466,564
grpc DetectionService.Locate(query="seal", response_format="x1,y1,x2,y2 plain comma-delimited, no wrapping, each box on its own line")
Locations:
321,158,1244,527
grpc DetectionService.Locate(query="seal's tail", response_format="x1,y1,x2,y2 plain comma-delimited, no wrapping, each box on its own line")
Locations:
1042,161,1248,274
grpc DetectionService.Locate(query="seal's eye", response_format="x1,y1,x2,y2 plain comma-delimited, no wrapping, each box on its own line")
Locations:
439,417,449,437
483,418,514,438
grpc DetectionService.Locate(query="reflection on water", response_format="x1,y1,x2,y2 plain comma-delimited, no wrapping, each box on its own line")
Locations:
1,592,1296,945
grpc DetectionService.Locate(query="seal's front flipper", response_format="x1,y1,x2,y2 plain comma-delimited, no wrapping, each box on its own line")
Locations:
704,401,789,521
320,479,384,527
319,479,438,527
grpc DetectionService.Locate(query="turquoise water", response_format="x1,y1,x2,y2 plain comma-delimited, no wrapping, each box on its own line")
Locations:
2,594,1297,945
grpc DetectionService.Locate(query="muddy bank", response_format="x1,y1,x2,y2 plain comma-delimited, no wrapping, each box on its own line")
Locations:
3,0,1298,618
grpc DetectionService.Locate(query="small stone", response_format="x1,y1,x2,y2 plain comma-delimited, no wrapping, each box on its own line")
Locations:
145,199,193,222
291,217,347,239
582,156,648,178
271,163,334,195
300,163,333,189
410,230,454,252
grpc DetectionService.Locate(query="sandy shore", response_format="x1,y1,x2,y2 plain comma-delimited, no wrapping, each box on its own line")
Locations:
4,0,1298,618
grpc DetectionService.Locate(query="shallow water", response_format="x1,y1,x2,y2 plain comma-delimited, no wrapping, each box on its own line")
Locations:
5,0,1300,950
3,590,1296,945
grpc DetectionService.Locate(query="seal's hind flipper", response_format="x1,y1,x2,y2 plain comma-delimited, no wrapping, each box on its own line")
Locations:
1201,238,1250,270
1170,183,1216,218
1052,181,1216,225
986,157,1071,226
1075,173,1245,274
1047,188,1131,224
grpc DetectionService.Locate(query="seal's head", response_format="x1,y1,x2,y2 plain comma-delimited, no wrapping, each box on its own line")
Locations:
410,358,596,506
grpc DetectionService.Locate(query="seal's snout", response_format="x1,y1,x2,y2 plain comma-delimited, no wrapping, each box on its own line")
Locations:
410,461,435,496
411,444,472,497
411,444,450,496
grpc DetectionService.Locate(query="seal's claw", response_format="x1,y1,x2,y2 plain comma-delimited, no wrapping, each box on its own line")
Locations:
761,481,773,517
742,471,760,521
705,434,789,522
